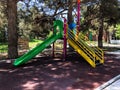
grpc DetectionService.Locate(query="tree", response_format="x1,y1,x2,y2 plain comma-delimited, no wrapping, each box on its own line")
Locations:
81,0,119,47
98,0,119,47
7,0,18,58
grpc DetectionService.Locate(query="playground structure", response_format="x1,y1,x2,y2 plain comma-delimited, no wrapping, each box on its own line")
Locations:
13,0,104,68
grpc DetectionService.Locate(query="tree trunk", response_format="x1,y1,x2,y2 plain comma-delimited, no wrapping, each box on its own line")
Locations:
98,18,104,48
106,31,111,43
106,31,110,44
67,0,73,24
67,0,74,51
7,0,18,59
105,25,110,43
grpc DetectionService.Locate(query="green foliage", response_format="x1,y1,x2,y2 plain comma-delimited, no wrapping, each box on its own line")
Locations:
115,24,120,38
82,0,119,30
0,42,8,53
0,29,6,42
1,0,120,47
29,39,43,49
0,2,7,42
17,1,54,39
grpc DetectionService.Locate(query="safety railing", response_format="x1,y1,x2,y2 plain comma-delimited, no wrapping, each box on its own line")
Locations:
67,29,96,65
78,33,104,63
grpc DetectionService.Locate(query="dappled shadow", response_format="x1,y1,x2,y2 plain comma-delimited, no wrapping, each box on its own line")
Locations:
0,51,120,90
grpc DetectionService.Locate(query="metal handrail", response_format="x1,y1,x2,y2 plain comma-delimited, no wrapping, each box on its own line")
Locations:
67,30,95,62
78,33,104,61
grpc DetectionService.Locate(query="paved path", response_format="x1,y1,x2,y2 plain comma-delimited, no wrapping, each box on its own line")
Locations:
95,75,120,90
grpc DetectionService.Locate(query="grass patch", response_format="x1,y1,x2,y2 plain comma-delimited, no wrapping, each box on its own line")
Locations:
29,39,43,49
0,39,43,53
0,43,8,53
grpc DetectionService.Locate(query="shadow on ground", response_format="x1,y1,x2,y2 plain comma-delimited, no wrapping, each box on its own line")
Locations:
0,51,120,90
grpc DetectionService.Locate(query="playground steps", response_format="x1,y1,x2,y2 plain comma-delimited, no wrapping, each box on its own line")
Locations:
67,31,104,68
68,39,96,67
93,47,104,65
79,33,104,65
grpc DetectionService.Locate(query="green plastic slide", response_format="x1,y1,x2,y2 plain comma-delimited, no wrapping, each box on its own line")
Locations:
13,20,63,66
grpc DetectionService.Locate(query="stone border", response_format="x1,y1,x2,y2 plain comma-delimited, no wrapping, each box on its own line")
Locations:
95,74,120,90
